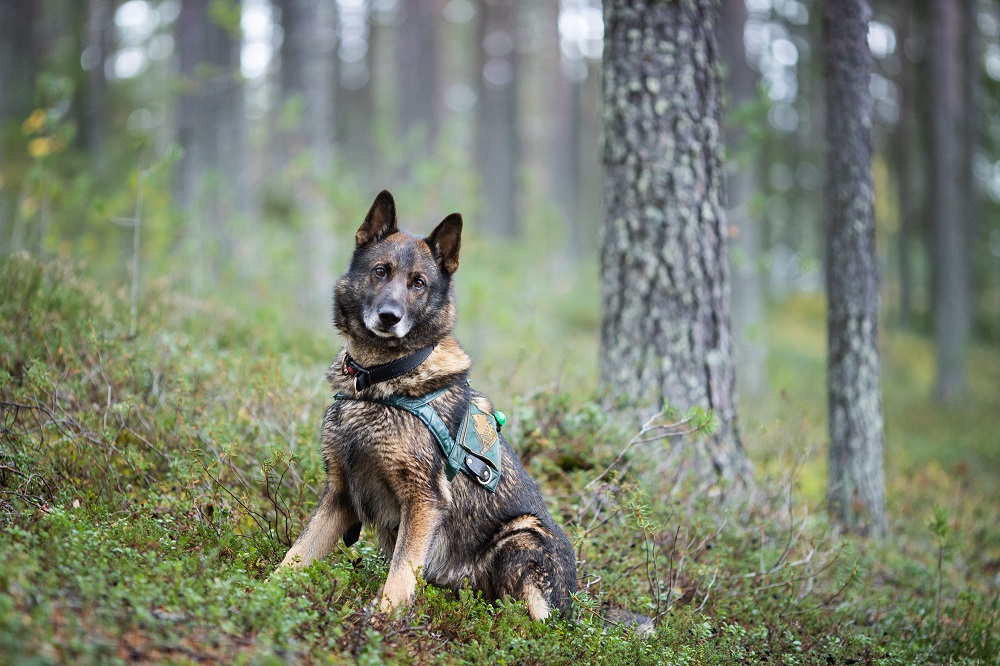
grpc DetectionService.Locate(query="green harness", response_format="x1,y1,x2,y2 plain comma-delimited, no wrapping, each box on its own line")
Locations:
334,386,503,492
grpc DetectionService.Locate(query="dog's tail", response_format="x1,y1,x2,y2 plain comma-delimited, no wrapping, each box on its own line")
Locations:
600,606,656,635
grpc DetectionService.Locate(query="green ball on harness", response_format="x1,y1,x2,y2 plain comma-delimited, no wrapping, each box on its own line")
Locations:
494,410,507,429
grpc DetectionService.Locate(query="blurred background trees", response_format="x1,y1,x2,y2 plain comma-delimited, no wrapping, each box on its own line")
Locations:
1,0,999,417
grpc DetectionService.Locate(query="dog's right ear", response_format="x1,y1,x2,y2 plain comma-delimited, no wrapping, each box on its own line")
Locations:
356,190,398,247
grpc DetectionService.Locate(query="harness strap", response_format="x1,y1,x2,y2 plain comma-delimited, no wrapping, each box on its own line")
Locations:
334,386,502,492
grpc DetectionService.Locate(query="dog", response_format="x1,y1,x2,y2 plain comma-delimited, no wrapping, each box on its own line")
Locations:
278,190,577,620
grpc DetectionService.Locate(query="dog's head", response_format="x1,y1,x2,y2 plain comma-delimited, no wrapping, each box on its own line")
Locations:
334,190,462,351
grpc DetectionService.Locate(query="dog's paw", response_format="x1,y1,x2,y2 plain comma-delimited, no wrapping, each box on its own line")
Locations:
377,594,397,614
377,591,414,616
278,552,305,568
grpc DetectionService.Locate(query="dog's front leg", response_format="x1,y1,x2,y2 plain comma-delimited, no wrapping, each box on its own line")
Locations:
279,476,358,569
379,500,441,612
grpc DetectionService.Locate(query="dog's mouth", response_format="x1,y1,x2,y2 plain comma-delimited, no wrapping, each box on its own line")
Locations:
363,311,411,339
372,327,405,338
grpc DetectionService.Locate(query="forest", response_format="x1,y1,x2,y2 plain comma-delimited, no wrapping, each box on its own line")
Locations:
1,0,999,664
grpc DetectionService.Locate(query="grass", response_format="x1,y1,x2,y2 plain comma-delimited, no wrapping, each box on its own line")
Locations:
1,253,998,665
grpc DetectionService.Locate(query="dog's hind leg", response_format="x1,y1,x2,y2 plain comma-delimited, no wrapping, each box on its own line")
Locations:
486,516,575,621
522,584,551,621
279,479,358,569
489,552,552,620
493,556,552,620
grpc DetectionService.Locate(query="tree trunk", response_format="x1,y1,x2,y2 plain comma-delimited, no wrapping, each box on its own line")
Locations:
579,64,603,255
928,0,970,401
174,0,247,290
81,0,114,179
0,0,37,126
281,0,335,157
822,0,887,538
551,77,583,250
719,0,767,396
335,0,375,185
892,0,915,329
960,0,980,298
0,0,37,246
601,0,753,495
549,1,582,253
475,0,520,238
280,0,336,314
396,0,440,150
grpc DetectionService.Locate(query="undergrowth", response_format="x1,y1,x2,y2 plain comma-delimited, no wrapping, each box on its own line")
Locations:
1,255,998,665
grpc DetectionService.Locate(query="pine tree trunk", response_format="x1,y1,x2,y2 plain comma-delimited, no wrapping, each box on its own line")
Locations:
928,0,971,401
280,0,336,313
336,2,375,185
822,0,887,538
0,0,36,126
475,0,520,238
892,0,915,329
960,0,980,300
548,1,581,253
81,0,114,180
579,66,603,254
174,0,247,289
397,0,439,149
601,0,753,494
281,0,335,159
0,0,37,246
720,0,767,396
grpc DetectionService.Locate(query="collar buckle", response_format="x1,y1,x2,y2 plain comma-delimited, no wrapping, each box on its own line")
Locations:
343,357,373,394
342,346,434,394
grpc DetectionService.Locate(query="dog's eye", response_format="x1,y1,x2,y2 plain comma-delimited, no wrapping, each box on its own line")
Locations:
373,265,387,279
412,276,426,290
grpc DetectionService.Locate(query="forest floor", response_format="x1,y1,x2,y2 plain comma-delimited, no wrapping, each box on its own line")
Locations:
1,252,998,665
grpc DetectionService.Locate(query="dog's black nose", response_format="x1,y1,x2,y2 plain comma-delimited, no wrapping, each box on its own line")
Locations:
378,305,402,327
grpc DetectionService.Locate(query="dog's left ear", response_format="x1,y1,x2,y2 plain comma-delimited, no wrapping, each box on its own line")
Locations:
427,213,462,275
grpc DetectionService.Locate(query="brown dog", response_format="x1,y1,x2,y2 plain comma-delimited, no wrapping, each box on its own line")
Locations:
278,190,576,620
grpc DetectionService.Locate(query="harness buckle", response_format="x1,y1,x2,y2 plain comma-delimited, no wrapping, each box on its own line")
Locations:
465,455,493,486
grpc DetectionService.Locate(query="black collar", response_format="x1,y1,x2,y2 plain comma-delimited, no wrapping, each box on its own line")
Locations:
342,345,435,393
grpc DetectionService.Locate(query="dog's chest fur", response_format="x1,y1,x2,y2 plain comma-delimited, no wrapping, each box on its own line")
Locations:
320,364,470,557
319,357,529,591
325,401,405,530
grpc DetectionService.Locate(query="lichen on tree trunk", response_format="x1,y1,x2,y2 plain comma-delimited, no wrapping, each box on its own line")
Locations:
822,0,887,537
600,0,753,494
